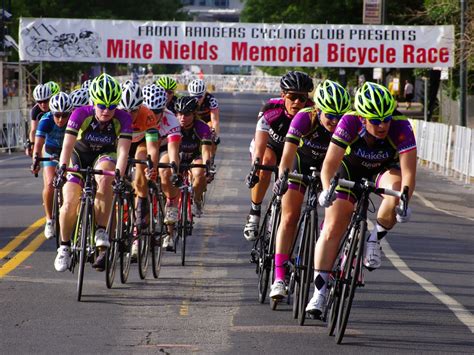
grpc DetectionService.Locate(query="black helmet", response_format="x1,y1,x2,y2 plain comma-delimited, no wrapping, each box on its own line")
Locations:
175,96,198,114
280,71,314,93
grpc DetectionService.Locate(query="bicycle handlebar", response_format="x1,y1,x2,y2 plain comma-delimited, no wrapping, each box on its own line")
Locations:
32,153,59,177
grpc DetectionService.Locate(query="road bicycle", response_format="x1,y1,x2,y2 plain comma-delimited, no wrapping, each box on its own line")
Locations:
281,168,322,325
105,171,135,288
55,165,115,301
174,162,209,266
247,159,279,305
322,175,409,344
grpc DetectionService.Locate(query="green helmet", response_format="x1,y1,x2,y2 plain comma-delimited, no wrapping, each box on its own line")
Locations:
355,82,396,119
156,76,177,90
46,81,60,96
89,73,122,106
314,80,351,115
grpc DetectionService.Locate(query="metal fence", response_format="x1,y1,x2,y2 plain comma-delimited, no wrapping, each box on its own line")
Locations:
0,110,26,153
411,119,473,183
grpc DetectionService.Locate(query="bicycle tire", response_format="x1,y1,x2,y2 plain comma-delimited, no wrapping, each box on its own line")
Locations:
151,193,164,278
137,220,150,280
291,216,305,319
77,201,91,302
298,212,314,326
180,190,188,266
105,196,120,288
120,196,134,284
335,221,365,344
52,188,61,249
257,208,271,304
326,273,341,336
268,203,280,310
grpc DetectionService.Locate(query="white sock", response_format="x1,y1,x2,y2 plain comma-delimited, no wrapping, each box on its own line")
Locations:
368,223,388,242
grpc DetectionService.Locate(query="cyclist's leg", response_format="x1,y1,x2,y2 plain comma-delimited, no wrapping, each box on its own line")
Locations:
307,197,353,315
364,167,402,269
159,150,179,223
42,165,56,220
244,146,277,241
93,155,116,235
134,143,149,227
191,158,206,203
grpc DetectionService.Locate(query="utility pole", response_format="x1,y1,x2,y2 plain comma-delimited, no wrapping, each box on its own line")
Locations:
459,0,467,127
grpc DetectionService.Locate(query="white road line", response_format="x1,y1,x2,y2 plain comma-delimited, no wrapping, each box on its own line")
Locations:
413,191,474,222
0,155,22,164
382,240,474,333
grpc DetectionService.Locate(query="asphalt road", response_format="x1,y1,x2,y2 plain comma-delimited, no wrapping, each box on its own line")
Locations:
0,93,473,354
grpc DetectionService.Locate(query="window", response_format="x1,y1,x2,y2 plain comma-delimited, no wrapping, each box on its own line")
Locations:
214,0,228,6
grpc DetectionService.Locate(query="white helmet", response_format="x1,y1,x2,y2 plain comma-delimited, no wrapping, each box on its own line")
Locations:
142,84,167,110
33,84,53,102
69,88,90,108
81,79,92,90
188,79,206,97
49,92,73,113
119,82,143,111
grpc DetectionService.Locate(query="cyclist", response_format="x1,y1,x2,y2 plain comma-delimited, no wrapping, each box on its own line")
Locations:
175,96,212,219
269,80,351,300
69,88,90,108
119,80,160,258
31,92,73,239
26,84,53,156
142,84,181,250
305,82,416,317
244,71,314,241
54,73,132,272
156,76,178,114
187,79,220,166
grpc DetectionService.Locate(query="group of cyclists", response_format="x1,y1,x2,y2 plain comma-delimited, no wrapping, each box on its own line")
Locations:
243,71,416,319
27,69,417,323
27,74,220,272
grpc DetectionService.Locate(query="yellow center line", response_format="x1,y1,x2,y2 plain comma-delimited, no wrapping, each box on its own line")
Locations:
0,217,45,260
0,232,47,278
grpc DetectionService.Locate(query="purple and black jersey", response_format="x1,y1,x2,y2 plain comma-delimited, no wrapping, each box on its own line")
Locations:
180,119,212,164
286,107,332,171
30,104,47,121
331,109,416,178
256,98,314,158
66,105,132,154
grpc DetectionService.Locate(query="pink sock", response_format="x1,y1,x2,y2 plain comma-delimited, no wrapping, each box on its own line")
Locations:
275,253,289,281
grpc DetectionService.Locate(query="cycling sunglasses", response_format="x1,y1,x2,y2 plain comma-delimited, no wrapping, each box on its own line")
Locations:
286,93,308,103
37,99,49,104
54,112,71,119
324,112,343,121
367,115,393,126
152,108,164,114
96,103,118,110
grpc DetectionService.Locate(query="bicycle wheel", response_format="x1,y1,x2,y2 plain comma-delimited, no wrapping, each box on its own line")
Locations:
120,196,134,283
137,205,150,279
257,208,271,304
292,215,307,320
151,193,164,278
268,204,280,310
298,212,314,326
77,201,91,302
180,190,188,266
326,273,341,336
52,188,61,249
105,195,120,288
335,221,365,344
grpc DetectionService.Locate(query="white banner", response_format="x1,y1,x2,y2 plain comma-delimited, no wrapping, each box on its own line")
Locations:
19,18,455,68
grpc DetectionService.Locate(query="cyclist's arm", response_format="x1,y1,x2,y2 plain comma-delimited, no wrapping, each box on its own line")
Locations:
278,142,298,177
210,109,220,136
146,139,160,170
167,140,180,168
202,143,212,165
116,137,131,177
399,149,417,200
32,136,45,160
320,142,345,190
59,133,76,167
29,120,38,143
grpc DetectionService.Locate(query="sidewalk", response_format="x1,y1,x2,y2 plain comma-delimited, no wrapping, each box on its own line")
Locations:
414,165,473,220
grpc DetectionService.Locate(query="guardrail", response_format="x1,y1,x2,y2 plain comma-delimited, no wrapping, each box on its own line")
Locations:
116,74,286,93
0,110,27,153
410,119,473,184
